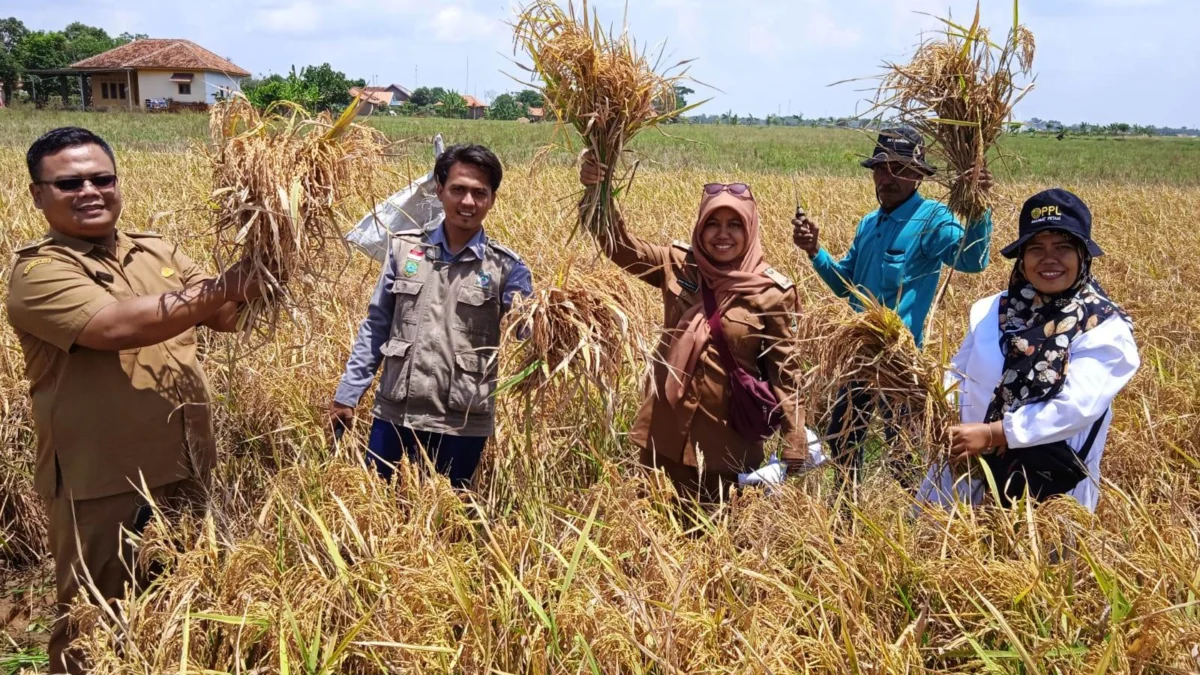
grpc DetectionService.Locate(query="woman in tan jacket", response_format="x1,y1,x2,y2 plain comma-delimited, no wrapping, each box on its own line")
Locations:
580,157,808,502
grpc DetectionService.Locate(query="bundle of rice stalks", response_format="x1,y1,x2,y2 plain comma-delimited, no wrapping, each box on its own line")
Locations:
206,94,389,341
871,2,1035,222
808,289,954,466
0,451,46,570
0,358,46,570
512,0,704,245
500,274,631,398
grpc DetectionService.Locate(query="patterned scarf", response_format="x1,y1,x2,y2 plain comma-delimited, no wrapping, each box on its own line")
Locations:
983,244,1130,425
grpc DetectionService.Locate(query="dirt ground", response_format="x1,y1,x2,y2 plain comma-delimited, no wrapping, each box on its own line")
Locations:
1,567,54,673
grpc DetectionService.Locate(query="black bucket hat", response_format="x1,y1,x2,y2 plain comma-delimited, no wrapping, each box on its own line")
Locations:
860,126,937,176
1001,188,1104,259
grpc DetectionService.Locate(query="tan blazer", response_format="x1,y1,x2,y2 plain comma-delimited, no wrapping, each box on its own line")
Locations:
593,215,807,477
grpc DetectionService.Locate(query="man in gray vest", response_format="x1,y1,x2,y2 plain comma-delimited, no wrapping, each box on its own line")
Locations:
329,144,532,488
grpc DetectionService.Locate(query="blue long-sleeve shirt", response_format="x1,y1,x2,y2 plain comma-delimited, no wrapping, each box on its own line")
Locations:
811,191,992,346
334,223,533,408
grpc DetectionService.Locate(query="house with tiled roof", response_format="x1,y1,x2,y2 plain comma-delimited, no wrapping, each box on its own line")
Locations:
349,84,411,115
47,38,250,111
462,94,488,120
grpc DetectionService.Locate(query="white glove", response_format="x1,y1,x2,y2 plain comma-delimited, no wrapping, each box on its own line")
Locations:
805,427,828,469
738,457,788,487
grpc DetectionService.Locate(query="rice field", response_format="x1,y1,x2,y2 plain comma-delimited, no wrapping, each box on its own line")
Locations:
2,110,1200,673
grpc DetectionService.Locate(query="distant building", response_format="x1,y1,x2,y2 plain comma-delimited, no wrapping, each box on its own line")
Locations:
349,84,412,115
31,39,250,111
463,94,488,120
527,106,545,122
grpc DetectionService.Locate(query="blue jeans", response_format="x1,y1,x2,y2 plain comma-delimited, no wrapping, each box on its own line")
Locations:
366,418,487,489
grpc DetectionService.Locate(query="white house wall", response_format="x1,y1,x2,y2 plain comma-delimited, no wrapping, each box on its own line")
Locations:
201,71,242,104
136,69,206,105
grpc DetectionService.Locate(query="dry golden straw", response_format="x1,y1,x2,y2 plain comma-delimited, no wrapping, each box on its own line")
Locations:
807,288,955,474
501,271,631,398
871,2,1035,222
206,94,389,341
512,0,703,247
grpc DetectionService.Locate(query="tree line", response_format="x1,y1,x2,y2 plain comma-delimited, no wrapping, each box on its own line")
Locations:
0,17,147,105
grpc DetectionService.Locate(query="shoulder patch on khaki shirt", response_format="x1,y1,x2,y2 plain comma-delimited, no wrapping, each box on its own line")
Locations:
14,237,53,255
764,267,795,290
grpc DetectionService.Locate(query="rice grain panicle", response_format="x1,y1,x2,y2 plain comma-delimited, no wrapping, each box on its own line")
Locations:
206,94,390,342
871,2,1036,223
808,287,955,475
501,266,632,399
512,0,705,248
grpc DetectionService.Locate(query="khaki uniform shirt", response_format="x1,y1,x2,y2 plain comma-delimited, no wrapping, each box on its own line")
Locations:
5,230,217,500
596,217,807,476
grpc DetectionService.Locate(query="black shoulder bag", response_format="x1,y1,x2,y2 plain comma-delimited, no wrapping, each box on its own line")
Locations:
991,410,1108,506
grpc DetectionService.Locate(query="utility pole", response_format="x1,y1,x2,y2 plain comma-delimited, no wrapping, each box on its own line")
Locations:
414,65,419,88
466,55,470,95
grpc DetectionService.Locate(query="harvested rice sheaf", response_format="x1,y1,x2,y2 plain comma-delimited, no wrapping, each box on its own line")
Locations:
809,290,955,466
513,0,702,248
874,5,1036,222
502,276,631,397
206,95,389,341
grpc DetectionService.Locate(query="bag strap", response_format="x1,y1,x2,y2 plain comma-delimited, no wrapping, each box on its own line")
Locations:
701,284,741,375
1078,409,1109,462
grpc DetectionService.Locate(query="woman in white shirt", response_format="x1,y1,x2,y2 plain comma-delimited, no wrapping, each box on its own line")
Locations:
919,189,1139,512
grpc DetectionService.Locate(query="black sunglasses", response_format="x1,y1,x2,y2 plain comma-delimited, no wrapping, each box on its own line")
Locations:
37,175,119,192
702,183,752,197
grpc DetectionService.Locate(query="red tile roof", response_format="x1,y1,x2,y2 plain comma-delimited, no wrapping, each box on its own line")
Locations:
71,39,250,78
350,86,394,107
462,95,487,108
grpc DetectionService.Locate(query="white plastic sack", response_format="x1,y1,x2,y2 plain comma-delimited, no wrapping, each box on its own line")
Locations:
345,134,446,263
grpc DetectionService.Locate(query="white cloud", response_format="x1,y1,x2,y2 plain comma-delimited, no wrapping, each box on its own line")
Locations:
429,6,496,43
253,0,323,35
803,11,861,48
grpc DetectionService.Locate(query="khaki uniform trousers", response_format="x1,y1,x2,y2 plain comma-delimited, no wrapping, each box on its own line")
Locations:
48,478,203,674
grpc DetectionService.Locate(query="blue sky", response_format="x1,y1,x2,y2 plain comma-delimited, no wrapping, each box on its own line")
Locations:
12,0,1199,127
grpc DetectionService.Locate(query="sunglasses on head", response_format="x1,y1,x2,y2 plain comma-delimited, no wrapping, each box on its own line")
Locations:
37,175,119,192
703,183,751,197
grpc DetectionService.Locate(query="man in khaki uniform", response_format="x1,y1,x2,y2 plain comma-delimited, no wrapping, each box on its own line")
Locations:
5,127,257,673
329,144,532,488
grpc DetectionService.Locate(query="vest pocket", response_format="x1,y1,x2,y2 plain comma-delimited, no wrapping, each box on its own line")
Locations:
391,279,423,324
448,350,496,415
378,338,413,402
455,285,500,339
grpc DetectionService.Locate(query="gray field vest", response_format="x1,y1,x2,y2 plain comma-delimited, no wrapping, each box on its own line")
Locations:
371,226,522,437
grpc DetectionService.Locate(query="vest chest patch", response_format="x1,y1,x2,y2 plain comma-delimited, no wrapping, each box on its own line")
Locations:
403,259,421,277
477,272,492,289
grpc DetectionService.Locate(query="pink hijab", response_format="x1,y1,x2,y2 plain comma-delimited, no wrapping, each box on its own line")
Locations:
664,189,777,404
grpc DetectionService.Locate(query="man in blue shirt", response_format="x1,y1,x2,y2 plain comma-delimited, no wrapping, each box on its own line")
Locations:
793,127,994,478
329,144,533,489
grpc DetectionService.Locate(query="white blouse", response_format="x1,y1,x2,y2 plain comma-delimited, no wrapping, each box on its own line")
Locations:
918,292,1140,512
